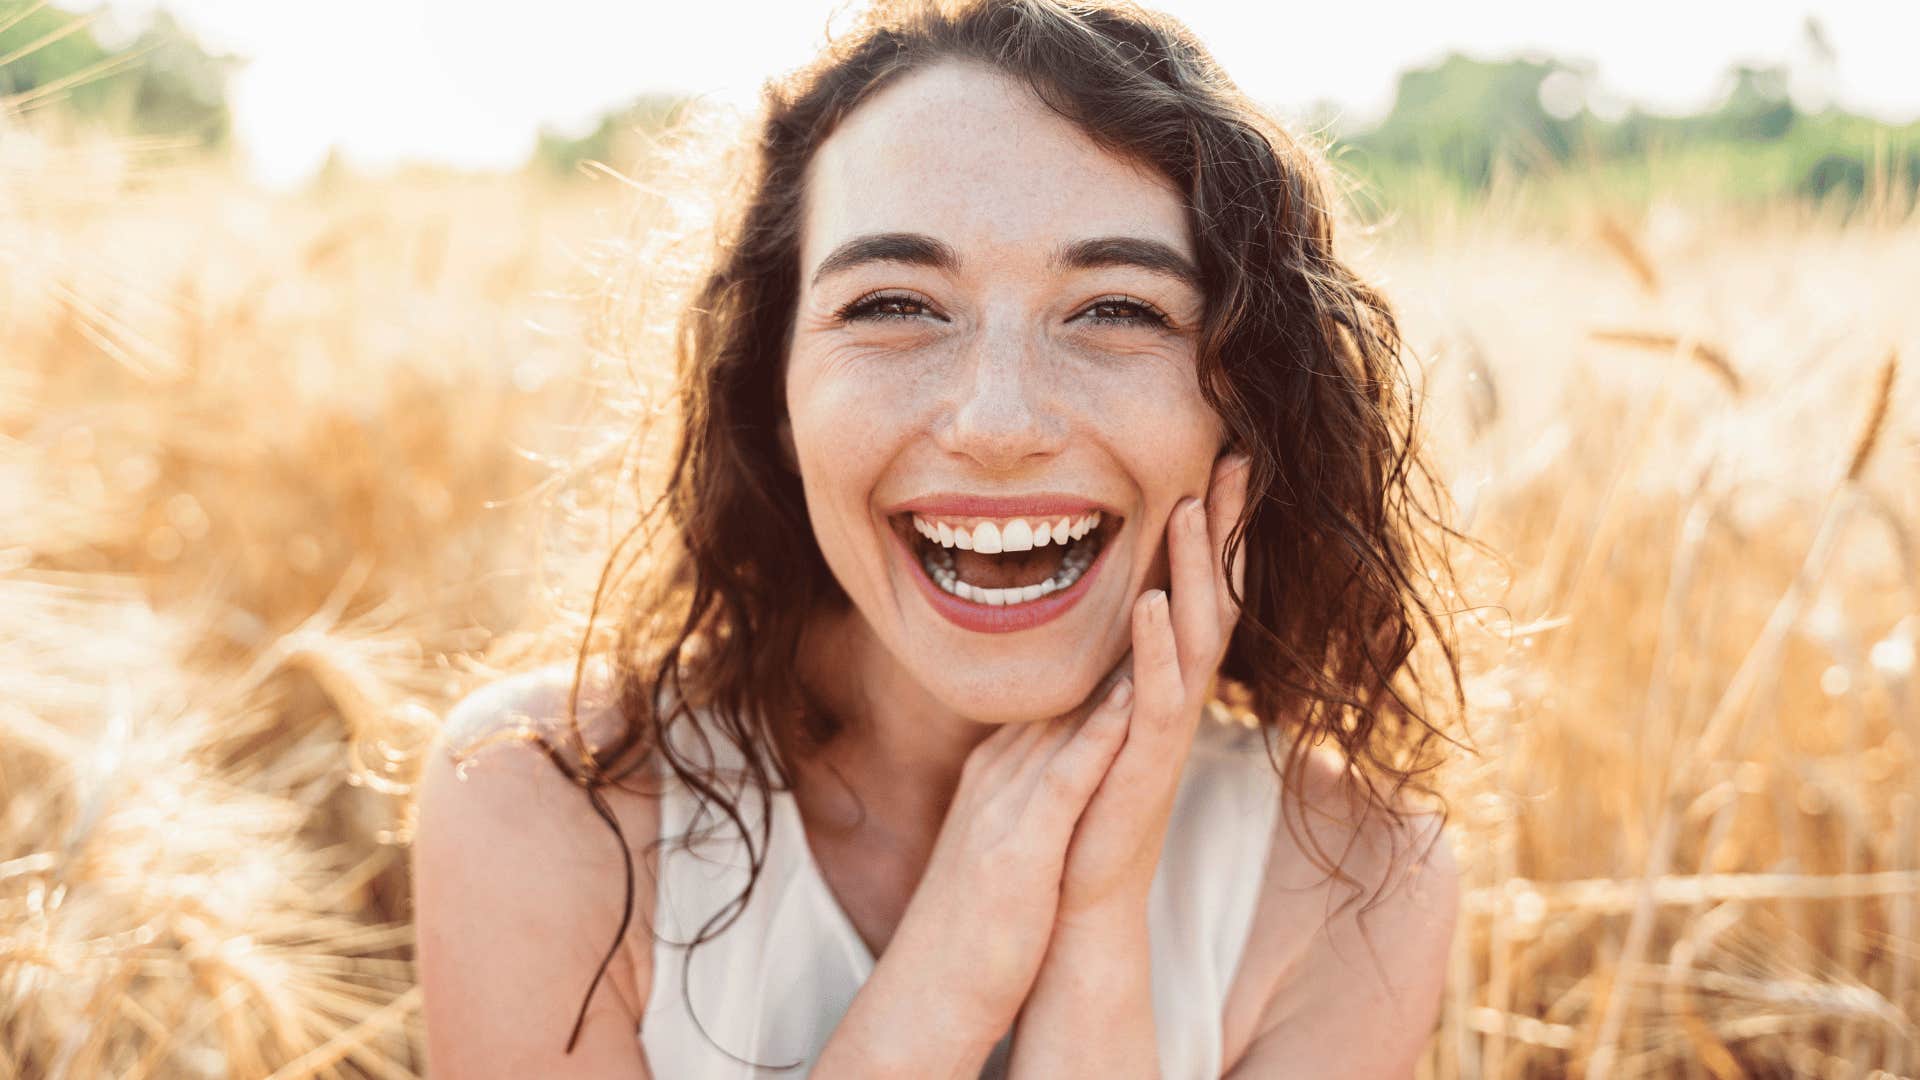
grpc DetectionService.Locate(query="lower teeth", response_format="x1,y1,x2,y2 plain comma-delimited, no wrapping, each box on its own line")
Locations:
918,540,1097,606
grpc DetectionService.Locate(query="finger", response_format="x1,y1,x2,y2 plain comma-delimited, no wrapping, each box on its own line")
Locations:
1013,674,1128,782
1028,676,1132,822
964,716,1050,787
1167,495,1221,681
1207,453,1253,643
1129,588,1186,741
1012,713,1063,757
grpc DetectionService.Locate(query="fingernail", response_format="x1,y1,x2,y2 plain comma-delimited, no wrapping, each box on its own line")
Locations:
1150,589,1168,617
1186,498,1206,526
1108,677,1133,707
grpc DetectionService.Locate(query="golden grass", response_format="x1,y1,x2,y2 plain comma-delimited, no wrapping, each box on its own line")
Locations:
1388,203,1917,1078
3,110,1916,1077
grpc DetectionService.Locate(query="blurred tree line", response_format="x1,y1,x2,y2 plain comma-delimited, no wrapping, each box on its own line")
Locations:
0,1,234,146
543,18,1915,217
1327,17,1920,218
531,94,690,180
8,2,1914,216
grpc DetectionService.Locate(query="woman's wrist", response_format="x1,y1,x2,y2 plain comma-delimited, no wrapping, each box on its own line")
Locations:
813,916,1013,1079
1053,881,1153,941
1007,899,1159,1079
1035,894,1153,996
815,965,1004,1079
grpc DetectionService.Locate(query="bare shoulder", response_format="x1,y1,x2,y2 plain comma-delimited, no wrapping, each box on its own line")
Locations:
412,658,660,1077
1221,739,1460,1077
439,657,630,760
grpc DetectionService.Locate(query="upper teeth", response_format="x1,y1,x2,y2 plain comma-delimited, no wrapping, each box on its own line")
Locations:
912,512,1102,552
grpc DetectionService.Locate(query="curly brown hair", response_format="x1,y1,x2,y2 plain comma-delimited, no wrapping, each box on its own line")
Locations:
535,0,1478,1057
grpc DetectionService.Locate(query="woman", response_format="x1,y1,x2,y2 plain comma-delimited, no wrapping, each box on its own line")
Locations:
413,1,1470,1076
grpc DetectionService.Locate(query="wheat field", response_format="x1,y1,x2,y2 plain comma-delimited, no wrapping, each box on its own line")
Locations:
2,96,1916,1079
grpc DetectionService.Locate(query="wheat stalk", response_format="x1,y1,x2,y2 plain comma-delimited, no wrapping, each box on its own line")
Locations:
1845,348,1899,482
1468,870,1920,917
1594,214,1662,294
1588,328,1746,396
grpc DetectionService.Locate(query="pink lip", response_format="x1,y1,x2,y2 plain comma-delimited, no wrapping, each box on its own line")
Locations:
887,517,1115,634
885,492,1113,519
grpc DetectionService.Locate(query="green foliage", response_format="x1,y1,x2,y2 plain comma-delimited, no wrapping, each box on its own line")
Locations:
119,10,237,146
531,94,689,178
1341,53,1578,188
1330,43,1920,221
0,4,114,111
0,2,234,148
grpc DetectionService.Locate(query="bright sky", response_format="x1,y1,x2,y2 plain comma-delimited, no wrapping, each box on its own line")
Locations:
78,0,1920,186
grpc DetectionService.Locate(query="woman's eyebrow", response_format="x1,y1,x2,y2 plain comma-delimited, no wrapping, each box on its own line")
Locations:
1054,236,1201,291
806,232,1201,292
810,232,959,287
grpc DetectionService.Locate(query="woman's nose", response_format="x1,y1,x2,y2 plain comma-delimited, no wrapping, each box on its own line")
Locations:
934,334,1069,469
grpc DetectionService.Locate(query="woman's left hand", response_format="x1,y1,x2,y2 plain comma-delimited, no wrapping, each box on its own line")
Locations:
1053,450,1253,923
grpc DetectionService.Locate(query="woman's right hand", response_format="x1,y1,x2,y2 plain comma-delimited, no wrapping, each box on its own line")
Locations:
812,679,1135,1078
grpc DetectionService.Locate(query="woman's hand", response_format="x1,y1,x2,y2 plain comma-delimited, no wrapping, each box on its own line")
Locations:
813,671,1137,1077
1055,450,1253,921
818,451,1252,1078
1002,451,1252,1080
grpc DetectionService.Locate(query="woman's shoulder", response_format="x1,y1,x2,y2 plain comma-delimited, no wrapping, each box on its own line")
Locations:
1217,714,1460,1075
423,656,661,863
424,658,662,843
412,658,661,1068
437,658,631,761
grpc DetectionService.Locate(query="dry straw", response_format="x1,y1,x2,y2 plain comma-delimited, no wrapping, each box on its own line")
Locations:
1844,348,1899,482
1593,214,1662,295
1587,328,1747,397
6,14,1919,1077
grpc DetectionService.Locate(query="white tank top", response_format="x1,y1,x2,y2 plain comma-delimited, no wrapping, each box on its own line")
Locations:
639,707,1283,1078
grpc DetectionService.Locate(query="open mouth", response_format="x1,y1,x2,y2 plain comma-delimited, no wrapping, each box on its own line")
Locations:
894,510,1119,607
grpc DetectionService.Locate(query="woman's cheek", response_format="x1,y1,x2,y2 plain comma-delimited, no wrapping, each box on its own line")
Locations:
785,352,935,565
795,338,953,418
1062,354,1220,471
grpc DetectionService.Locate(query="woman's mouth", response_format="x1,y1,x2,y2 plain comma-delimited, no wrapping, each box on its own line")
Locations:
887,506,1119,633
911,511,1107,603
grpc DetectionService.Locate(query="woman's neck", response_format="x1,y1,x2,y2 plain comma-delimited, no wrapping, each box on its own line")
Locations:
788,603,997,847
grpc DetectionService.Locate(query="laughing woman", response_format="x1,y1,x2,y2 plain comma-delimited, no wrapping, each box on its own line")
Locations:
412,1,1471,1077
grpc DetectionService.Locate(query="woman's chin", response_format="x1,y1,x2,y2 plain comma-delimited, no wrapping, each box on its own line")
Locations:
920,666,1111,726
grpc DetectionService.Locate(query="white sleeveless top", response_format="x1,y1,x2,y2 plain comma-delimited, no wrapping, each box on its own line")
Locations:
639,708,1283,1078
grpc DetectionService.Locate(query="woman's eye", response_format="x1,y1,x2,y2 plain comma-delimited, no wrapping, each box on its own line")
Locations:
1080,298,1171,327
840,293,937,322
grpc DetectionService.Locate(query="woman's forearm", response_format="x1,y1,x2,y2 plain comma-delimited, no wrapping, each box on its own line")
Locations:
1006,902,1160,1080
810,929,1009,1079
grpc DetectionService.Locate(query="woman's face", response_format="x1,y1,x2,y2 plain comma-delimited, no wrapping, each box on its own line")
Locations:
785,60,1226,724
